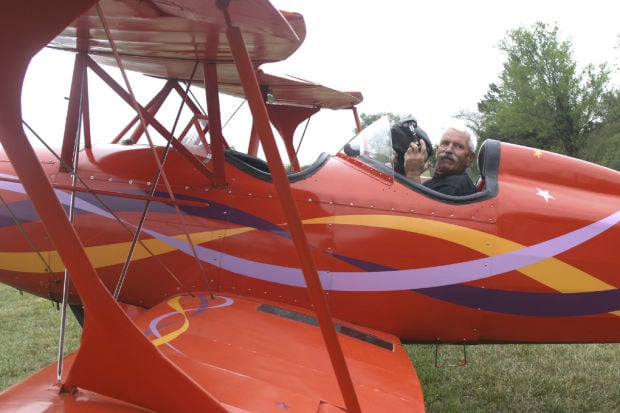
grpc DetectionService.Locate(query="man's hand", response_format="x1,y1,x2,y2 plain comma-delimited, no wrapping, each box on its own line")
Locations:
404,139,430,183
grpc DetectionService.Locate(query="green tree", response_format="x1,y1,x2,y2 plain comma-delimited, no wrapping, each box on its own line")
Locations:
478,22,612,157
359,112,412,130
581,90,620,169
455,110,483,144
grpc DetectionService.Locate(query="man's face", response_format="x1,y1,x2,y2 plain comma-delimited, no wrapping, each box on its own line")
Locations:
434,128,475,177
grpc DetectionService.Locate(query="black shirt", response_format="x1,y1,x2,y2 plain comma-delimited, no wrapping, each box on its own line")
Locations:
423,173,476,196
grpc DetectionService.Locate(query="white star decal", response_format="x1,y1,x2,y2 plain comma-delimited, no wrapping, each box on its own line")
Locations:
536,188,555,202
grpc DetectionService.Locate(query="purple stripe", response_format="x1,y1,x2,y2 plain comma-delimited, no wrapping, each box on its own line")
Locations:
417,284,620,316
143,211,620,292
4,172,618,294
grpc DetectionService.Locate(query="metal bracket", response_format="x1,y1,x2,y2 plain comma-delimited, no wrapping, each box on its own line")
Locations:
434,341,468,368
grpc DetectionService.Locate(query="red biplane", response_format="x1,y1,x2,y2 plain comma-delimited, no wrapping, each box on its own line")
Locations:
1,1,620,412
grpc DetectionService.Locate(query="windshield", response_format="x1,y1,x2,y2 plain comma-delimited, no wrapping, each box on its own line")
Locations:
339,116,395,179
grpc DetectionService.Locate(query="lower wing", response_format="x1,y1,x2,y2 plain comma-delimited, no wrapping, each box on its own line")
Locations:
0,293,425,412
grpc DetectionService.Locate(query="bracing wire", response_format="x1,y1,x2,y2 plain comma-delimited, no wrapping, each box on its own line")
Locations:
96,3,214,299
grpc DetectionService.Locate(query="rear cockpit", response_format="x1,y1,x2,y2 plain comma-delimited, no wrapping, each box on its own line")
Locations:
337,117,501,203
392,138,500,203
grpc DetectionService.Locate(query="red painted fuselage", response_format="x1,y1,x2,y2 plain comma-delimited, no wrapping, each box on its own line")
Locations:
2,139,619,344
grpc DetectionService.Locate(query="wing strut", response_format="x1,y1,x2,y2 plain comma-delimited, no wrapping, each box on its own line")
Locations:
220,3,362,412
203,62,226,187
266,103,319,171
59,52,87,172
84,56,216,180
0,1,228,411
92,3,213,299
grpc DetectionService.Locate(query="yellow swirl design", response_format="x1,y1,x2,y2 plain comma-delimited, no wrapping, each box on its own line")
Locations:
302,215,616,294
151,296,189,346
2,214,615,297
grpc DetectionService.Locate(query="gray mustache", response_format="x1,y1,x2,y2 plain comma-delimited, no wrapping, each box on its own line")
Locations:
438,152,458,162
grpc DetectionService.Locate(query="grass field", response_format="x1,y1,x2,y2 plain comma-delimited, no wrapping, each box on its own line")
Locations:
1,283,619,412
0,284,81,391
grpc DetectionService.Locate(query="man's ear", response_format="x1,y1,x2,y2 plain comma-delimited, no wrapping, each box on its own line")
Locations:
466,151,476,166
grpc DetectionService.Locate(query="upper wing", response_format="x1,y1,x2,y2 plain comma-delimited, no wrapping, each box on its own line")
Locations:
231,71,363,110
50,0,303,65
48,0,361,109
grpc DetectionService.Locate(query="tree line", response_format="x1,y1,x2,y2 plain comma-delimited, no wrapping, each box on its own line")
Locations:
363,22,620,170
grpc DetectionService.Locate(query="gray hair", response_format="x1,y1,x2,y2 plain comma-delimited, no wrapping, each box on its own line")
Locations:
441,119,478,152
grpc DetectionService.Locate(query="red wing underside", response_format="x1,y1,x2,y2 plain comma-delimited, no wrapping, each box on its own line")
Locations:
0,294,424,412
49,0,361,109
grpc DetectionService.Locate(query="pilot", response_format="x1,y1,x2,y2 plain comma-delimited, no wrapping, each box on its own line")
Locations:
404,120,477,196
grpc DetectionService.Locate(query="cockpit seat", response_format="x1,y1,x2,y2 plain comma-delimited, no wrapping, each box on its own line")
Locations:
475,139,500,192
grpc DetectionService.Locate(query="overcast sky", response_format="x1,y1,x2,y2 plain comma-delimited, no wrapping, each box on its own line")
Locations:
266,0,619,160
22,0,620,164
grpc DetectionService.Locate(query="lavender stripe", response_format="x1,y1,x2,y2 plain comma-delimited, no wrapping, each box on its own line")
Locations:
3,173,618,293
